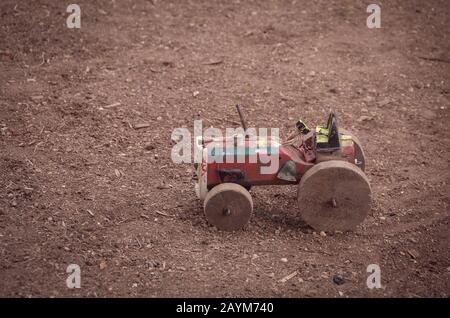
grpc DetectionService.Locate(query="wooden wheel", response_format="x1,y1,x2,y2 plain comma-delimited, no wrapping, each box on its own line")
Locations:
204,183,253,231
298,160,371,232
340,128,366,171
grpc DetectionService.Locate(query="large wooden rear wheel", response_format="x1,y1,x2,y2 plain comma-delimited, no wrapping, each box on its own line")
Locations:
298,160,371,232
204,183,253,231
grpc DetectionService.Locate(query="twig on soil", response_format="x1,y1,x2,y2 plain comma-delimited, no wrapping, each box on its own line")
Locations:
174,45,186,52
115,217,137,225
103,102,122,109
36,136,47,149
278,270,298,283
150,67,162,73
133,123,151,130
86,209,95,217
418,56,450,64
25,158,34,166
202,59,223,66
156,184,172,190
140,213,150,220
303,248,334,256
155,210,172,217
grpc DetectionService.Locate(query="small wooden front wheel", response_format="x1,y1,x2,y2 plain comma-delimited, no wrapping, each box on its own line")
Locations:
204,183,253,231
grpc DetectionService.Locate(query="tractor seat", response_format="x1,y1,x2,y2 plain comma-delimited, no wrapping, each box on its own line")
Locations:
315,112,341,152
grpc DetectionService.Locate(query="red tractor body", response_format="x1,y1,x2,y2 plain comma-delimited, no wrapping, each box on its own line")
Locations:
202,134,356,189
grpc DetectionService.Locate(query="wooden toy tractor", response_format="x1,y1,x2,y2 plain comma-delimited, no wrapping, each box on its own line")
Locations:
194,106,371,232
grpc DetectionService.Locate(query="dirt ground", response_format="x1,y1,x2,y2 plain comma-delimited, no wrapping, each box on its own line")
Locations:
1,0,449,298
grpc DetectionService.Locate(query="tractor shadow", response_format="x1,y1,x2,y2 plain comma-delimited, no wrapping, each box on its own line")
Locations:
251,185,312,233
